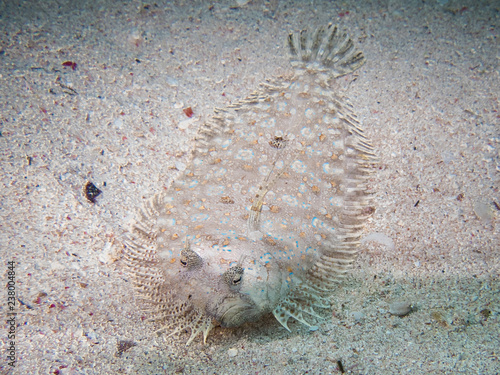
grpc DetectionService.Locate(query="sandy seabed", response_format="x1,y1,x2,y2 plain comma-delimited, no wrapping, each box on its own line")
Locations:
0,0,498,374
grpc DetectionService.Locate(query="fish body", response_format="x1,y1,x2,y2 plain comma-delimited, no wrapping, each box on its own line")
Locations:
124,23,376,345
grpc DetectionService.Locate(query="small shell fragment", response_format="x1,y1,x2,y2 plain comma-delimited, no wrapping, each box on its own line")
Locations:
83,181,102,203
183,107,194,118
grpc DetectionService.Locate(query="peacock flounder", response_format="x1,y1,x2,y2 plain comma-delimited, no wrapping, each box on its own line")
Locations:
123,23,377,345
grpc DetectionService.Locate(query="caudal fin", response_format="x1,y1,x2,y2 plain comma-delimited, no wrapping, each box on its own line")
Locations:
288,23,365,78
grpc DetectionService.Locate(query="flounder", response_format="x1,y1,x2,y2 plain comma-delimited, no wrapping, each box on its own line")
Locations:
123,23,377,345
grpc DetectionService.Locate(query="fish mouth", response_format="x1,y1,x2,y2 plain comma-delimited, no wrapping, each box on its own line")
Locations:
213,296,265,328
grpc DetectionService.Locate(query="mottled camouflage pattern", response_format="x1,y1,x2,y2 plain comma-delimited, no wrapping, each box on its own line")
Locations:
123,23,376,345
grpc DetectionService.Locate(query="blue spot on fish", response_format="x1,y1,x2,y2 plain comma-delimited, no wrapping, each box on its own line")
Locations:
235,149,254,161
291,160,307,173
191,213,209,222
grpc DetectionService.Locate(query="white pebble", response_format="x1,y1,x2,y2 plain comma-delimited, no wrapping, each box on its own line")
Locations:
352,311,365,321
389,302,412,317
227,348,238,357
474,201,493,221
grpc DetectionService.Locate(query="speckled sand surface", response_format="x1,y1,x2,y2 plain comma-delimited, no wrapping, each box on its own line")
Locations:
0,0,499,374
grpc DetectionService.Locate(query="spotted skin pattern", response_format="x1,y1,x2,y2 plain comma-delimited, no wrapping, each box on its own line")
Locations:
124,23,376,345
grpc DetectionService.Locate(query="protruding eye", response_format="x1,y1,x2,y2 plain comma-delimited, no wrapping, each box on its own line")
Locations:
179,248,203,270
223,266,244,287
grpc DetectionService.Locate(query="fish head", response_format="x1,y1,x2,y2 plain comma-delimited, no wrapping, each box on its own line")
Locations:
157,239,288,328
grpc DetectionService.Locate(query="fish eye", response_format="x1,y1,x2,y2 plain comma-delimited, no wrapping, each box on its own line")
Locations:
179,248,203,269
223,265,244,287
